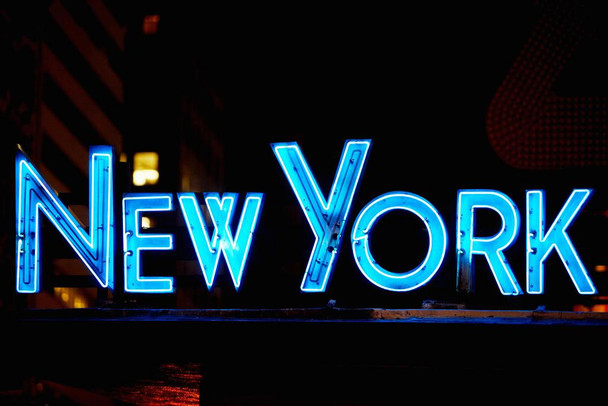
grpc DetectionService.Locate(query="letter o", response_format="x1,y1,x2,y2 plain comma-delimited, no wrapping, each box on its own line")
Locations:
351,192,447,291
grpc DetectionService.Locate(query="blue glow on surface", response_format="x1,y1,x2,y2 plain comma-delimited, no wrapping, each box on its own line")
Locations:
272,140,371,292
178,192,263,290
456,190,522,295
526,189,596,294
15,146,114,293
351,192,447,292
122,194,174,293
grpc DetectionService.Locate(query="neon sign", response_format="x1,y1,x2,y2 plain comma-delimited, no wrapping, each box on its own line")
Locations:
352,192,447,292
272,140,370,292
456,190,522,295
178,192,263,291
16,146,114,293
15,141,597,295
123,193,175,293
525,189,596,294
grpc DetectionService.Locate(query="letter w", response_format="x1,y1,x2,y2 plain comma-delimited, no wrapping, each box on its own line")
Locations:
178,192,263,290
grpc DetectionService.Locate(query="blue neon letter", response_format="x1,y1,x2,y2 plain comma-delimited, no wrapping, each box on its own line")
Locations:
178,192,263,290
456,190,522,295
352,192,447,291
526,189,596,294
272,140,371,292
122,194,174,293
16,146,114,293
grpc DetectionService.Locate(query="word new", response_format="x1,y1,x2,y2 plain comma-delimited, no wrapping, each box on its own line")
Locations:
16,141,596,295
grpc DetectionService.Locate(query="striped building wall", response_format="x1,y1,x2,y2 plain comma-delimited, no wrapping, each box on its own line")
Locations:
1,0,127,308
38,0,125,194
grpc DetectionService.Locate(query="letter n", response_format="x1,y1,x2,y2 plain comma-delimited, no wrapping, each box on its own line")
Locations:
15,146,115,293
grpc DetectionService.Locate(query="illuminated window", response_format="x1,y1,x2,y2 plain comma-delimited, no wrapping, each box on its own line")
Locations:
133,152,159,186
54,287,88,308
592,304,608,313
595,265,607,272
143,14,160,35
141,216,152,229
